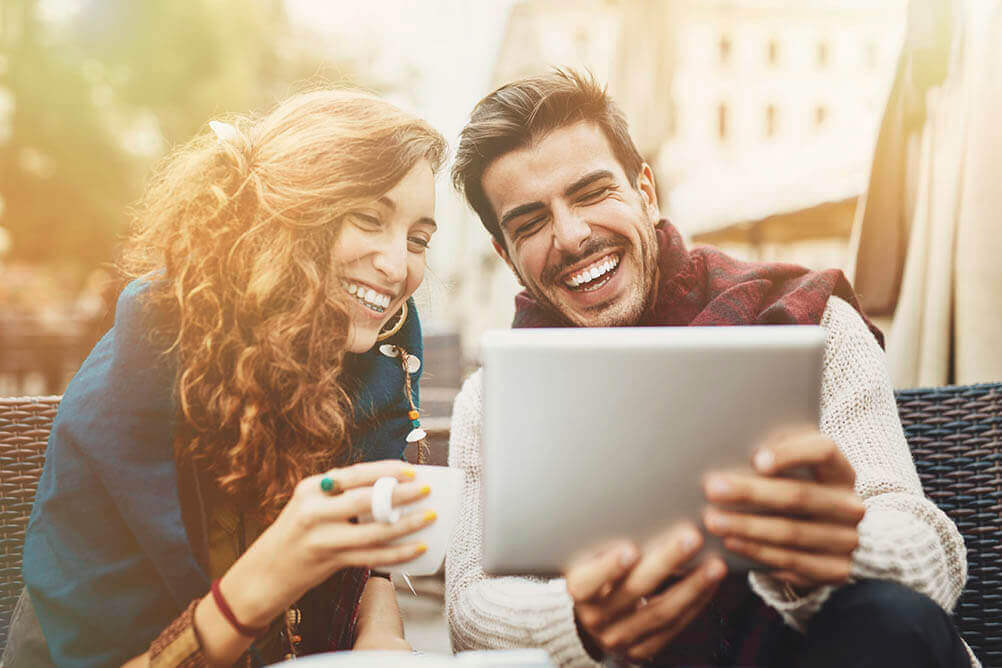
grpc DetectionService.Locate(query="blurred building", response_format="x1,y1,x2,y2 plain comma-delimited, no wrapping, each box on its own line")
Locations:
662,0,905,267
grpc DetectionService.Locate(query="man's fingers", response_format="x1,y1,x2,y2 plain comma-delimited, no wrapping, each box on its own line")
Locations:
722,537,852,584
623,570,723,661
597,524,703,618
704,473,865,524
769,570,817,590
753,431,855,486
596,557,726,652
566,542,638,602
703,507,860,555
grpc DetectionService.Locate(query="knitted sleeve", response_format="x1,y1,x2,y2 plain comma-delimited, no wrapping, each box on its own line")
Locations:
445,370,601,668
749,296,968,630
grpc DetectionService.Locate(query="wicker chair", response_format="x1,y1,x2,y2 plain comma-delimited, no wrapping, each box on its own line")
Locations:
0,396,59,651
1,385,1001,661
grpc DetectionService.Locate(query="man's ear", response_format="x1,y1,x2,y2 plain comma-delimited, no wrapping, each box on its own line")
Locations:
637,163,661,221
492,237,525,287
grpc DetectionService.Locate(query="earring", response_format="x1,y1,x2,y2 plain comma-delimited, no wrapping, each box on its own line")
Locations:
376,301,408,341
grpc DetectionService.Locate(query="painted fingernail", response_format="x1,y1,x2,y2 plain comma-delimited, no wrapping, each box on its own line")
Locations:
424,510,437,522
400,467,416,479
707,476,731,498
754,449,775,473
618,545,638,567
420,484,431,496
416,543,428,554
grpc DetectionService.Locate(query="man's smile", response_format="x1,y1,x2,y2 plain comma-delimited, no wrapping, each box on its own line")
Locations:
561,253,622,291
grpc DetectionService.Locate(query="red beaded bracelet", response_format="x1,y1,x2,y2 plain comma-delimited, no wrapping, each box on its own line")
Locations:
210,578,268,638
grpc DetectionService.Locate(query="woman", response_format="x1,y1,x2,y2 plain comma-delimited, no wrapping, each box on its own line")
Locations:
13,89,447,666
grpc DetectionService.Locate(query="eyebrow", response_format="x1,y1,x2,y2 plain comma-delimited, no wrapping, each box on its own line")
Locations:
377,196,437,230
498,169,616,230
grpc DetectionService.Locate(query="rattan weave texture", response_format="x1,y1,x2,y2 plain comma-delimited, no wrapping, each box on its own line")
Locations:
0,386,1000,661
896,382,1002,665
0,396,59,651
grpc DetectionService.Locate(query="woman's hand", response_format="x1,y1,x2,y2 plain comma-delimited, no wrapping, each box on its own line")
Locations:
193,460,434,664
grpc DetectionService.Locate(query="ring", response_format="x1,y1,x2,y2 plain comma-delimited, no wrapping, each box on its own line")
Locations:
320,476,342,495
371,476,401,524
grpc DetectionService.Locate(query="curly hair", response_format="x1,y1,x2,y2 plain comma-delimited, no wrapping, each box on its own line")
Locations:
121,89,446,520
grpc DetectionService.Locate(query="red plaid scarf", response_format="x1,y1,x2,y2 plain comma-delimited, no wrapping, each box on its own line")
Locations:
513,220,883,346
512,220,881,664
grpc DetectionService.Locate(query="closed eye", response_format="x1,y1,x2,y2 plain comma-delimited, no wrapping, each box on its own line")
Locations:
408,236,431,252
514,214,548,239
577,186,612,205
350,212,382,230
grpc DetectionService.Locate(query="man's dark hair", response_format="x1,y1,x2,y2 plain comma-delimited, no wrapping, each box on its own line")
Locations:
452,69,645,249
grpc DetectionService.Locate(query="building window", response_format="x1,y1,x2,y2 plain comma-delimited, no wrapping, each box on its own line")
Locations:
814,104,828,129
719,35,732,65
767,39,779,66
817,41,830,68
718,103,729,141
765,104,778,137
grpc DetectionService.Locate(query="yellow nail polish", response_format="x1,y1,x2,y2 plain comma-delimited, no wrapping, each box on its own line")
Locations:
400,467,416,480
420,485,431,496
424,510,437,522
417,543,428,554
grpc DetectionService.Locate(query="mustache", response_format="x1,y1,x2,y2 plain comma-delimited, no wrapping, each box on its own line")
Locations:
541,238,621,285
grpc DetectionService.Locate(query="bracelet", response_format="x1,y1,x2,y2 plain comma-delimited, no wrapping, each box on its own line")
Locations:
210,578,269,638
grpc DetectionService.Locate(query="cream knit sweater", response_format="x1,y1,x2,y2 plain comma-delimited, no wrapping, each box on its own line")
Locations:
445,297,974,667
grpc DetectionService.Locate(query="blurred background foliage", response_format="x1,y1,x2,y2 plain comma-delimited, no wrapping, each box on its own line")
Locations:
0,0,369,296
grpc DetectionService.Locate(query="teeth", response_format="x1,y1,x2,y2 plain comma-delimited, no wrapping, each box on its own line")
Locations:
342,281,393,312
564,255,620,288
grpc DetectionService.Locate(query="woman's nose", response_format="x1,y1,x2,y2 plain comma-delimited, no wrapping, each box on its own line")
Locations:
372,235,408,284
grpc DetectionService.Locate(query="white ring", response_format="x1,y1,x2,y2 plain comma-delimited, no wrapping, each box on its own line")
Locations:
372,476,401,524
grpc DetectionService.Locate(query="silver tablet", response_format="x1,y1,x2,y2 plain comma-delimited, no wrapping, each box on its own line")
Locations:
480,325,826,575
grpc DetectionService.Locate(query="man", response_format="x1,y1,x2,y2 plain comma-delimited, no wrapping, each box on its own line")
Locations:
445,70,973,667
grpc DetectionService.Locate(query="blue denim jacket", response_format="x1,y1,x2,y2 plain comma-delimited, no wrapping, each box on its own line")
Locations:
18,279,423,667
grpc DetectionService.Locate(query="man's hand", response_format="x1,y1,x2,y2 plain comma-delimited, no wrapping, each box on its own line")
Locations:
565,525,727,662
703,429,865,589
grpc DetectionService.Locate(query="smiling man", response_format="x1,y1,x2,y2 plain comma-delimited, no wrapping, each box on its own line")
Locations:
444,70,974,667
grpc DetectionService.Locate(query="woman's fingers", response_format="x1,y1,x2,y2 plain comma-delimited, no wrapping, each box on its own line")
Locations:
335,540,429,569
342,508,438,548
312,460,416,494
317,481,431,521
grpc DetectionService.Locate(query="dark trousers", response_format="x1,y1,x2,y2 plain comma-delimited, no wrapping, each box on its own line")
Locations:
760,579,972,668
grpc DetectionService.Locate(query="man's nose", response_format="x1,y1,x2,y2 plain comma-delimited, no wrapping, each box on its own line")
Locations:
551,205,590,253
372,235,408,284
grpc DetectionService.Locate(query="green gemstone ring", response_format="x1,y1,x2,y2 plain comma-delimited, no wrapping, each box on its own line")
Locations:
320,476,342,495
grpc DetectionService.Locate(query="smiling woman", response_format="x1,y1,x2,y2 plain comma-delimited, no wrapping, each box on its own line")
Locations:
9,89,448,667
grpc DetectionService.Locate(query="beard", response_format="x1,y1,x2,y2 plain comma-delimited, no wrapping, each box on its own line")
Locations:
526,221,660,328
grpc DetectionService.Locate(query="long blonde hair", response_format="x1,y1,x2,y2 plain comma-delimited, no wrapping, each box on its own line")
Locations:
121,89,446,519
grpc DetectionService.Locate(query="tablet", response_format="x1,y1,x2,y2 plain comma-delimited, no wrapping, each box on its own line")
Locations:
480,325,826,575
